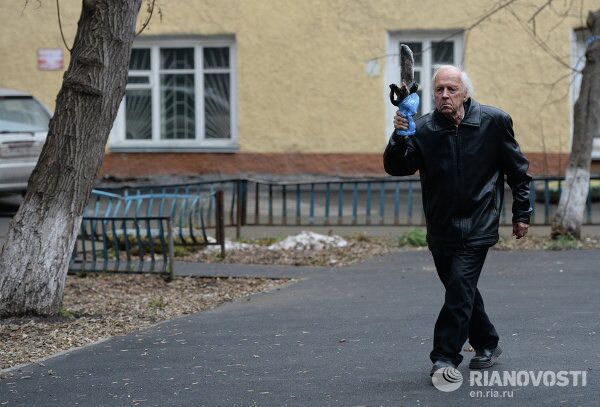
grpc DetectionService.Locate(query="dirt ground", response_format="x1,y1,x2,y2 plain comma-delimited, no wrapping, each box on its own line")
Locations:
0,275,290,371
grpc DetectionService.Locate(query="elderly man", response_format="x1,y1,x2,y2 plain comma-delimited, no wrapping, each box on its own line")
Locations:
383,65,532,377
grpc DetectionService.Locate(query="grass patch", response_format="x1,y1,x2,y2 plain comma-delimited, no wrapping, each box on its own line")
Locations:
544,234,578,251
58,307,76,320
173,245,194,257
351,232,371,243
497,235,506,246
234,235,285,246
146,296,167,309
103,235,204,258
399,228,427,247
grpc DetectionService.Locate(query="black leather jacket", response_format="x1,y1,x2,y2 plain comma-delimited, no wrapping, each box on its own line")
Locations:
383,98,532,248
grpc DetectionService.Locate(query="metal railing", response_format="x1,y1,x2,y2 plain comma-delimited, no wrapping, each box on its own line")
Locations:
227,176,600,232
90,176,600,239
69,189,225,276
70,216,176,276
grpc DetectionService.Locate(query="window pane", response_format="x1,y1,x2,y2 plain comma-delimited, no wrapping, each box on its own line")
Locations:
127,76,150,84
130,49,150,70
160,74,195,139
204,73,230,139
401,42,422,66
204,47,230,69
125,89,152,140
432,41,454,64
413,71,421,85
160,48,194,70
413,71,422,117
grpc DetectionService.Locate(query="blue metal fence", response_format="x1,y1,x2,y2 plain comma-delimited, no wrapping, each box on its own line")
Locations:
69,188,225,276
86,189,218,245
91,176,600,239
70,216,176,276
230,176,600,230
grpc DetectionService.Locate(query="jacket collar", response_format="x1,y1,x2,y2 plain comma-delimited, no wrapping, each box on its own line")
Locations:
432,98,481,130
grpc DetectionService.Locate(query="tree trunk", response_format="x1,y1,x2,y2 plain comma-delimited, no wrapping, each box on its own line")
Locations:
552,10,600,239
0,0,142,316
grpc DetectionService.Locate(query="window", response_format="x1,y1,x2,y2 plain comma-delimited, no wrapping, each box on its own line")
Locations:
385,31,463,138
110,39,237,152
570,29,599,158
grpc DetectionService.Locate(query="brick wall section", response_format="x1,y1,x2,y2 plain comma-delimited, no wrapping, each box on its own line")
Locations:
99,152,593,179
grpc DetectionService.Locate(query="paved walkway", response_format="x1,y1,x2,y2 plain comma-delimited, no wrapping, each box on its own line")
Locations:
1,250,599,406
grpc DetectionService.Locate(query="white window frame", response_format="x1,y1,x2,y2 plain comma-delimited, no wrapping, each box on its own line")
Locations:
570,29,599,158
384,31,464,139
110,38,238,152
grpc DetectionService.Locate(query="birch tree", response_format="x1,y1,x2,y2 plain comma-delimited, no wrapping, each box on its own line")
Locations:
552,9,600,239
0,0,143,316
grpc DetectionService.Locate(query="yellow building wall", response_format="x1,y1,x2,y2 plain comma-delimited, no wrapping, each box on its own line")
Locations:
0,0,596,156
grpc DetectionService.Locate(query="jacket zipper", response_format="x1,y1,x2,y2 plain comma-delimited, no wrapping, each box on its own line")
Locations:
453,125,463,241
492,180,498,216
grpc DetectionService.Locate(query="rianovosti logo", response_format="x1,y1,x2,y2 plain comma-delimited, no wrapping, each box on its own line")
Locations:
432,369,588,396
432,367,463,392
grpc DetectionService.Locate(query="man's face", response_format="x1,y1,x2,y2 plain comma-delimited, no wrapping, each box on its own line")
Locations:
433,68,467,117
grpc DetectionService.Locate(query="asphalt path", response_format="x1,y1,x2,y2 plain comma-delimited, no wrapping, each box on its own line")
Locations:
1,249,598,406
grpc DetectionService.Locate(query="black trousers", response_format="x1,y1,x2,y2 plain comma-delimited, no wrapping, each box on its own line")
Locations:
429,246,499,366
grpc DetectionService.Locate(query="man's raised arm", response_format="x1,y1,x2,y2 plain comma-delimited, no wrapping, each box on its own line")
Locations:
384,110,422,176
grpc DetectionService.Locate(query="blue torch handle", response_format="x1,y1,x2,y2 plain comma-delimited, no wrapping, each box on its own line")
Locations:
395,92,420,136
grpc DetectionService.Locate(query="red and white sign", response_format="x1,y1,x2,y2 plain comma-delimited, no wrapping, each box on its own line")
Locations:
37,48,64,71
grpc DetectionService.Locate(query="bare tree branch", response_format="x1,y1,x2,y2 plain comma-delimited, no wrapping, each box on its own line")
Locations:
368,0,520,62
136,0,156,36
56,0,71,51
21,0,42,16
528,0,554,24
21,0,29,16
541,69,583,108
543,0,578,42
506,5,575,72
516,71,573,87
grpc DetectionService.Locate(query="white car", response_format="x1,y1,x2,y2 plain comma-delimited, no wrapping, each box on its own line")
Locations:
0,88,51,193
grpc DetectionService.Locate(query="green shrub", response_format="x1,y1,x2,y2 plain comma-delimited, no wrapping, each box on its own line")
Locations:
399,228,427,247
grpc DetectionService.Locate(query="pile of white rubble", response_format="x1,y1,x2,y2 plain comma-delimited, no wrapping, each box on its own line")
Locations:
266,231,348,251
205,231,348,252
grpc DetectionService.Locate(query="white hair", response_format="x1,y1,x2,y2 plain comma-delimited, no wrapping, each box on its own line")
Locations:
431,65,474,99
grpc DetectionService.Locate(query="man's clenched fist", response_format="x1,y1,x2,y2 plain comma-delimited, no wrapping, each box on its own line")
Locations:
512,222,529,239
